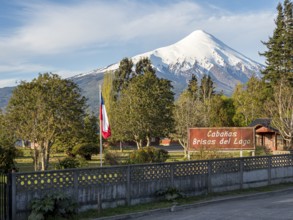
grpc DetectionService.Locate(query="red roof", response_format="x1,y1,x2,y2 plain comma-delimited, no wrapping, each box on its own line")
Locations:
255,126,277,134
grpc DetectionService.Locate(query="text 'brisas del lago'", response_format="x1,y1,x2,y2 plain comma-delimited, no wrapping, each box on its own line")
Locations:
188,127,254,150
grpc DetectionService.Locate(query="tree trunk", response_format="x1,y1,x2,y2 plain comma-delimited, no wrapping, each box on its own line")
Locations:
135,139,143,149
45,142,51,170
179,139,188,158
146,136,150,147
120,141,123,152
134,135,142,149
33,147,38,171
41,145,46,171
135,140,140,149
32,142,41,171
32,141,51,171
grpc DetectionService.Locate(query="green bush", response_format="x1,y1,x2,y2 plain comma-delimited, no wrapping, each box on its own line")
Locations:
255,146,272,156
128,147,169,164
104,151,121,165
0,145,19,173
28,192,77,220
72,143,99,160
191,146,233,160
56,157,81,169
56,157,88,170
155,187,183,201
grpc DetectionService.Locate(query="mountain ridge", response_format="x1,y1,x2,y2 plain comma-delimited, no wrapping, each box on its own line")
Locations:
0,30,264,112
69,30,264,112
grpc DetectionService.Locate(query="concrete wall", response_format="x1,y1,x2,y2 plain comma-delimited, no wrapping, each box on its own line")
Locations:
10,154,293,220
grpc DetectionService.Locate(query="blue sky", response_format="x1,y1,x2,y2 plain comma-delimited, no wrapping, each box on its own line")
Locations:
0,0,280,88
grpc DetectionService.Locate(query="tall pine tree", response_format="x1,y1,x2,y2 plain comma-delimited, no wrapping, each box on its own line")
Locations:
260,0,293,86
200,74,215,102
187,74,199,100
283,0,293,84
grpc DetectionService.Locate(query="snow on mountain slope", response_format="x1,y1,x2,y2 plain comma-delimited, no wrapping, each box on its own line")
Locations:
129,30,263,93
71,30,264,108
0,30,264,112
134,30,258,69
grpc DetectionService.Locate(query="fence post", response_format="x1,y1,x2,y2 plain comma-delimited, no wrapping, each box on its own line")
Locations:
170,163,174,188
126,165,131,206
10,173,16,220
239,158,244,190
268,156,272,185
207,161,212,193
7,172,12,220
73,170,79,206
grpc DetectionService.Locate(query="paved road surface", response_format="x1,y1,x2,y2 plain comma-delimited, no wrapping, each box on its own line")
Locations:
134,190,293,220
155,144,183,152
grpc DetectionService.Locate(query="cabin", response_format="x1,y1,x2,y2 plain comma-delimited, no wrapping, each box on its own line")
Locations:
249,118,289,151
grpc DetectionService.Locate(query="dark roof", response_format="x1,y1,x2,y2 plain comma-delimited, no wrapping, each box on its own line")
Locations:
249,118,279,133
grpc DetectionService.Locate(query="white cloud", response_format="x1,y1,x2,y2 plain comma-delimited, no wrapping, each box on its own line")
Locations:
0,63,49,73
2,1,274,54
5,1,202,54
0,78,19,88
0,0,276,87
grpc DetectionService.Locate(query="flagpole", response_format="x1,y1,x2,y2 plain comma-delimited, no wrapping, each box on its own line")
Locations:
99,84,103,167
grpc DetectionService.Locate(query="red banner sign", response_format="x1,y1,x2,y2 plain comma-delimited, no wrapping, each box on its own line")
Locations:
188,127,255,150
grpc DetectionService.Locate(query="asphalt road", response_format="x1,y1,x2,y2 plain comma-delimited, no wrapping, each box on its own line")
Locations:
155,144,183,152
134,190,293,220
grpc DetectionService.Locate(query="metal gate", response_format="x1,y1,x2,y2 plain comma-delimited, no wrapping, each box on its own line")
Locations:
0,172,10,220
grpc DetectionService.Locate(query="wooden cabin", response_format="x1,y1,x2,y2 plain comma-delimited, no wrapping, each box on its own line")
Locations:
249,118,288,151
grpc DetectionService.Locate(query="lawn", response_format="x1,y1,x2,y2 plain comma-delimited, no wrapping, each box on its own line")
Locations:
14,146,254,172
14,146,187,172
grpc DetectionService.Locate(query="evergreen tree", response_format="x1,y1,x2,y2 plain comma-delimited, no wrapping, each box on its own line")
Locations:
283,0,293,85
260,0,293,86
112,58,134,100
200,74,215,126
187,74,198,99
200,74,215,102
110,60,134,145
135,57,156,75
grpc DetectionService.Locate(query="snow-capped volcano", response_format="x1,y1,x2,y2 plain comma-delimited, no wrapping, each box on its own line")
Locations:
133,30,260,71
73,30,263,97
0,30,264,112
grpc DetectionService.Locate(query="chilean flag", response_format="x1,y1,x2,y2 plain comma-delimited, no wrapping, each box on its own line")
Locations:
100,93,111,139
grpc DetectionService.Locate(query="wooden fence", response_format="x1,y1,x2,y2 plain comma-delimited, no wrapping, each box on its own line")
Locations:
10,154,293,220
